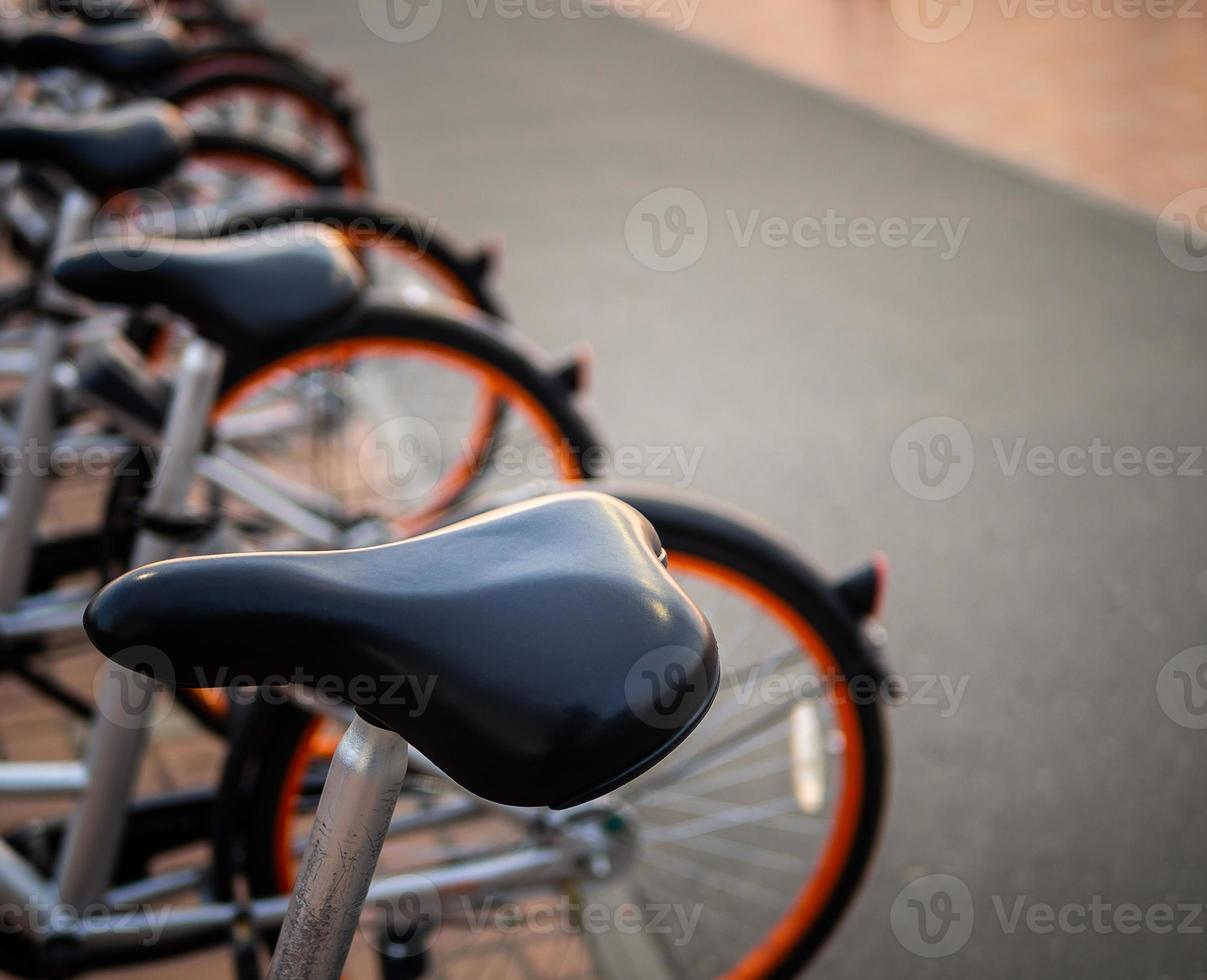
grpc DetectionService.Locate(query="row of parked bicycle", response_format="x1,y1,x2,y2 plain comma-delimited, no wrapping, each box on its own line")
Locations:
0,2,891,978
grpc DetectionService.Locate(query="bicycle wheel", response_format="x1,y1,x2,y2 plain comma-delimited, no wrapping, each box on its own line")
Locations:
90,133,328,263
226,485,887,979
162,55,370,190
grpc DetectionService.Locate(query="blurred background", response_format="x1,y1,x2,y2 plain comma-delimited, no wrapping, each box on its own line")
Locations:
4,0,1207,976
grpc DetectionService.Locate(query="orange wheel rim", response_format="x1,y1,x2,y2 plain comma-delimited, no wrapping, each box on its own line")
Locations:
667,552,867,980
176,81,367,190
338,229,479,309
330,228,498,523
216,337,579,533
269,547,866,980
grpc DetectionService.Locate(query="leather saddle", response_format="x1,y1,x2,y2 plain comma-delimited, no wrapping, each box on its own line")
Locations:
0,100,192,195
84,492,720,809
53,223,366,349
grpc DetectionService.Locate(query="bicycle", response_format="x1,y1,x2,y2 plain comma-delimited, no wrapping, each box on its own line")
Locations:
82,489,723,980
223,481,889,979
1,10,370,187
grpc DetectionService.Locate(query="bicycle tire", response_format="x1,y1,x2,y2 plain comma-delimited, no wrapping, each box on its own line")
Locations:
160,54,371,190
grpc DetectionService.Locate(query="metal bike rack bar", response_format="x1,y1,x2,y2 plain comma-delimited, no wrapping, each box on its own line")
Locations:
0,761,88,797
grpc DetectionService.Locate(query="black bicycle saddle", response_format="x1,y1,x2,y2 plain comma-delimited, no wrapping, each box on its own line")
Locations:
6,19,184,80
85,492,720,809
0,100,192,195
54,224,366,349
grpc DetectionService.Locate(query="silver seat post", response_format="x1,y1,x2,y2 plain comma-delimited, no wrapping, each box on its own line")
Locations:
267,712,410,980
38,189,97,316
55,338,225,911
0,322,64,610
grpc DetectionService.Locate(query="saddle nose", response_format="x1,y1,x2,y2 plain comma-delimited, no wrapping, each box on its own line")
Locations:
84,492,719,808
